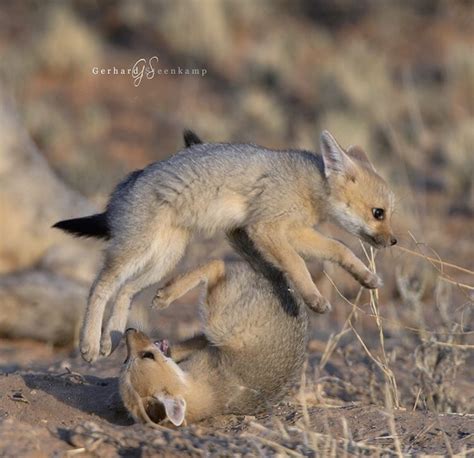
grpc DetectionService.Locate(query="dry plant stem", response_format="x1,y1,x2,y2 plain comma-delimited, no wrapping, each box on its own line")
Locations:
328,245,403,408
341,417,352,458
384,383,403,457
286,423,396,455
407,421,435,450
298,361,317,452
435,415,455,457
323,271,394,382
413,387,422,411
243,432,304,458
361,243,400,408
430,341,474,350
349,321,392,386
299,363,310,427
438,276,474,291
319,286,363,371
397,245,474,277
408,232,474,295
326,270,472,336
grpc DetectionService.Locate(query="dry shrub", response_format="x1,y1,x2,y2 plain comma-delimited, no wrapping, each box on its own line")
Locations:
414,336,468,412
238,88,286,136
316,110,372,150
152,0,232,66
36,5,103,75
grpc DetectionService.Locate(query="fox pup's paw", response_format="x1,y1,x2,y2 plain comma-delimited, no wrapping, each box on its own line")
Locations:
306,294,332,314
100,333,113,358
360,271,383,289
80,339,101,363
152,288,172,309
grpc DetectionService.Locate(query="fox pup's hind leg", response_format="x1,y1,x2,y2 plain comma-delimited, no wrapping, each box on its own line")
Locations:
99,265,164,357
99,228,190,358
82,222,190,363
152,260,228,359
247,223,331,314
152,259,225,309
81,252,143,363
288,226,382,289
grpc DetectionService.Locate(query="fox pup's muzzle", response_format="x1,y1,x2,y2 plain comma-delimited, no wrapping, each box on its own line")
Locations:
362,233,396,248
124,328,171,360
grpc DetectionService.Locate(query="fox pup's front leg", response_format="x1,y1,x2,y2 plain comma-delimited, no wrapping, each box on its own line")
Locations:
289,226,382,289
152,259,226,309
247,224,331,314
169,334,210,362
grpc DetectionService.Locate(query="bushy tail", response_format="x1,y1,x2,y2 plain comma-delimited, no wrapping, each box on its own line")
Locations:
226,227,299,317
53,130,202,241
52,212,110,240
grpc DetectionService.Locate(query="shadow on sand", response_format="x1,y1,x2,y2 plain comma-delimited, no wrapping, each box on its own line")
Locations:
22,372,133,426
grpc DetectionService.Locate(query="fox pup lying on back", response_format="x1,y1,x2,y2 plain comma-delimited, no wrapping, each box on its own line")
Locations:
54,130,396,362
120,228,308,426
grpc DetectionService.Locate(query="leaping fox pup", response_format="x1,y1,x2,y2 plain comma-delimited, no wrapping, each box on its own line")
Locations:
54,129,396,362
119,228,308,426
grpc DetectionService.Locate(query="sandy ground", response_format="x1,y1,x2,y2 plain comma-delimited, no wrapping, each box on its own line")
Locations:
1,302,472,457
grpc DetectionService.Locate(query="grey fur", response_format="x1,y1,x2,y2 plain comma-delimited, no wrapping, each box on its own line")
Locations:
72,131,394,362
106,143,326,238
182,263,308,415
120,228,308,423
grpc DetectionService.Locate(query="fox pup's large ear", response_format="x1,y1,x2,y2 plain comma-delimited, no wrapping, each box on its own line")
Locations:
157,394,186,426
320,130,354,178
346,145,376,172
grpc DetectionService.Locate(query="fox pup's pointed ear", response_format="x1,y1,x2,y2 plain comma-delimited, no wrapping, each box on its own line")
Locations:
346,145,376,171
157,394,186,426
320,130,354,178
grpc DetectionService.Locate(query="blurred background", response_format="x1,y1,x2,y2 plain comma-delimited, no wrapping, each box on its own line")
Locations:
0,0,472,412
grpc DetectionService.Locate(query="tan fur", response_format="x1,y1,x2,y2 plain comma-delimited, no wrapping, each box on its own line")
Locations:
120,255,308,426
75,130,395,362
287,226,381,288
246,221,331,313
153,259,225,308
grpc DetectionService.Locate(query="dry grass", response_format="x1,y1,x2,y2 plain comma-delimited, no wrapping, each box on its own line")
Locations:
0,0,472,455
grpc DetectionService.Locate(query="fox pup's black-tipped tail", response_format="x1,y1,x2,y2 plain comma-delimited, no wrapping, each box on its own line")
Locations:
183,129,203,147
53,212,110,240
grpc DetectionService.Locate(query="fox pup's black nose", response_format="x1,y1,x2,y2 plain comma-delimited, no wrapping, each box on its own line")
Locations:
390,237,397,246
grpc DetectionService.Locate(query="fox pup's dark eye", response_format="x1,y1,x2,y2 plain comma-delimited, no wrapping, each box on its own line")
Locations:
372,208,385,220
140,351,155,360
